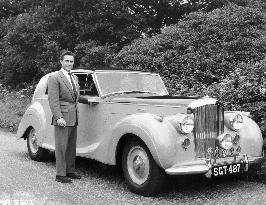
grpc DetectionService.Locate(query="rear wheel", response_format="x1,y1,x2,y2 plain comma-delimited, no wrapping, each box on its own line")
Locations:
27,127,49,161
122,139,165,196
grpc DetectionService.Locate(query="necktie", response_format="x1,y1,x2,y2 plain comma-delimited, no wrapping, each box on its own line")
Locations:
68,72,77,100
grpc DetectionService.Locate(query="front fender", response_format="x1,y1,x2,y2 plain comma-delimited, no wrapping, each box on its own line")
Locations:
109,113,195,169
224,112,263,157
16,102,46,146
239,115,263,156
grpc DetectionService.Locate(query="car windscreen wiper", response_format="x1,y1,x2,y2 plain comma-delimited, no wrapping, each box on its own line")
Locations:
121,90,158,94
102,90,159,98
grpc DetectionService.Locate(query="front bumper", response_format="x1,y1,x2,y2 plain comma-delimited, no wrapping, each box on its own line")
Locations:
165,155,265,177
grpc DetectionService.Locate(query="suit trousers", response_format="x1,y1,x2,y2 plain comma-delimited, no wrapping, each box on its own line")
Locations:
54,125,77,176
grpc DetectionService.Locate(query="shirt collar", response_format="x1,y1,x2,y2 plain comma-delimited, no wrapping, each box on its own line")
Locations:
60,68,72,76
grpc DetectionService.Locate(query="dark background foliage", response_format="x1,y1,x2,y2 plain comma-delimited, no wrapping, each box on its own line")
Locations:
0,0,229,85
113,0,266,136
0,0,265,136
114,2,266,90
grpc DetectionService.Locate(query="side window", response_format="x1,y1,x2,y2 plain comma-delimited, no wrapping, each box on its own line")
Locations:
76,74,99,96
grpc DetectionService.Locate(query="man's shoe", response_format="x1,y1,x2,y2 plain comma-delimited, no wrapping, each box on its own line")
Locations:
55,175,72,183
66,173,82,179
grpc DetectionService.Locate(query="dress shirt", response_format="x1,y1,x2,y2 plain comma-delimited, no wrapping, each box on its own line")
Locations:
60,68,77,91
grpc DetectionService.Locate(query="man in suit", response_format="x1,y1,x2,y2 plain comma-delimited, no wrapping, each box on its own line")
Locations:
48,50,82,183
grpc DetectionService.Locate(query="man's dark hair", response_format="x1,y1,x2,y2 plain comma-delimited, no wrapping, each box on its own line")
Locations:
60,50,75,61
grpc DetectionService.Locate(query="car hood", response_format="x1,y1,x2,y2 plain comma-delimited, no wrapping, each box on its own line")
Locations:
108,95,199,108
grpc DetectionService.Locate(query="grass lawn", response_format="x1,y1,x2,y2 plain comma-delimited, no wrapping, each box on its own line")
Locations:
0,85,33,132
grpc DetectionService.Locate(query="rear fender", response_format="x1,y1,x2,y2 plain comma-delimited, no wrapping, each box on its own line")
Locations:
17,102,46,146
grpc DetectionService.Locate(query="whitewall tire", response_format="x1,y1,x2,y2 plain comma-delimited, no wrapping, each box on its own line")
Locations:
122,139,165,196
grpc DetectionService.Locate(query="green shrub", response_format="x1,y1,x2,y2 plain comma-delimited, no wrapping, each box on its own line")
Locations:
114,3,266,94
0,83,34,132
75,41,118,69
0,8,60,86
204,61,266,137
113,2,266,136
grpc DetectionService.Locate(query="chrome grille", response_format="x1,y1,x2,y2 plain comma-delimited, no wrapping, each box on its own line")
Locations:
193,104,224,158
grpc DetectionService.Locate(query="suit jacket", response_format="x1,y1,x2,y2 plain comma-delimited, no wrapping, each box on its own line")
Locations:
48,70,80,126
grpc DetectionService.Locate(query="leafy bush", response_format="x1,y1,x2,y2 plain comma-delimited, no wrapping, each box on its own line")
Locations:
204,61,266,137
0,8,62,86
114,3,266,94
113,2,266,136
0,83,34,132
75,41,117,69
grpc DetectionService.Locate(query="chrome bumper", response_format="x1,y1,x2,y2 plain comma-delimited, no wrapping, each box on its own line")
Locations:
165,155,265,177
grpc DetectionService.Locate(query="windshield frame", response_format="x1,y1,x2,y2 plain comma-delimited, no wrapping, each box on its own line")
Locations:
94,71,169,98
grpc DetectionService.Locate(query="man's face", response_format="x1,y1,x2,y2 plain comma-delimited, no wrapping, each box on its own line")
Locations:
60,55,74,72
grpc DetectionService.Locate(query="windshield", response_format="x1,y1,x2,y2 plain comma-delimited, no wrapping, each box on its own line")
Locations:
95,71,168,97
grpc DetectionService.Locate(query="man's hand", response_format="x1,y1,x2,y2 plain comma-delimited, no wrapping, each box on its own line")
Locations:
57,118,66,127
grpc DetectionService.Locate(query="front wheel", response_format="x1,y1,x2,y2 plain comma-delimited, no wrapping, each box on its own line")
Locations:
122,139,165,196
27,127,49,161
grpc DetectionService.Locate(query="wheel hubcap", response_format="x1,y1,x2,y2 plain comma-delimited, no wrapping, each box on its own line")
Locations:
133,155,145,178
127,146,149,185
29,129,39,154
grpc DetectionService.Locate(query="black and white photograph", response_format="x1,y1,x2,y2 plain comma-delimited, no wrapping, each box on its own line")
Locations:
0,0,266,204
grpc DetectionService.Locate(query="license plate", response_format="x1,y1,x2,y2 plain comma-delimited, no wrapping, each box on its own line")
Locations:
212,163,244,177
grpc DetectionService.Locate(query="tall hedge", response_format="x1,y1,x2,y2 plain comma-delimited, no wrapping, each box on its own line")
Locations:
113,3,266,136
114,3,266,94
205,61,266,137
0,7,61,86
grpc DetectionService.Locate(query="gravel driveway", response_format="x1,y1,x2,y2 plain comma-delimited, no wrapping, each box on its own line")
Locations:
1,129,266,205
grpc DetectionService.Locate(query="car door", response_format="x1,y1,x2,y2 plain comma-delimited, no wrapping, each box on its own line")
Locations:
75,73,107,154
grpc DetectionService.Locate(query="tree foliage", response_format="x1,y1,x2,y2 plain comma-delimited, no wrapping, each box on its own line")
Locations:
114,1,266,136
0,0,147,85
126,0,211,35
0,0,266,135
205,61,266,136
114,3,266,93
0,0,225,86
0,6,61,85
74,41,117,69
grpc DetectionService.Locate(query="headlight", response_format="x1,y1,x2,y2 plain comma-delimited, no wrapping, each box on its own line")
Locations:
178,115,194,134
217,133,233,149
229,113,243,130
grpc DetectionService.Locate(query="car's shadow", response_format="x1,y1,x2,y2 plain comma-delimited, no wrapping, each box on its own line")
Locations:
20,150,266,197
45,152,124,184
49,152,266,194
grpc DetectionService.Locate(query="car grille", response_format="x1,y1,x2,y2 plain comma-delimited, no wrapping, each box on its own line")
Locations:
193,103,224,158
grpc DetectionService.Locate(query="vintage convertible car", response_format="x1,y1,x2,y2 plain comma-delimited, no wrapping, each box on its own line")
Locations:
17,69,264,196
